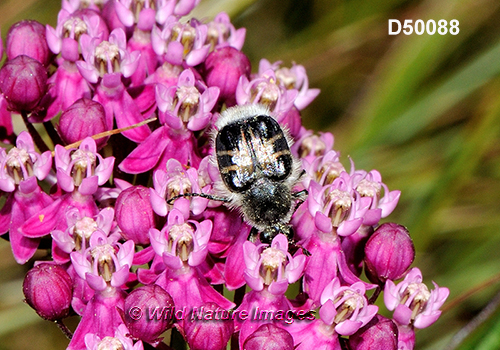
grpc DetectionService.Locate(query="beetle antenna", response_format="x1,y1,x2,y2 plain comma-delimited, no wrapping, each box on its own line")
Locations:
167,192,230,205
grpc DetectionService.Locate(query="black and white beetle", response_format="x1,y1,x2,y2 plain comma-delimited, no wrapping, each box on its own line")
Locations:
169,104,306,246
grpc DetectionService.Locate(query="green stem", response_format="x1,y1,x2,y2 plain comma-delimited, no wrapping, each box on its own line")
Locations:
21,112,49,153
55,319,73,340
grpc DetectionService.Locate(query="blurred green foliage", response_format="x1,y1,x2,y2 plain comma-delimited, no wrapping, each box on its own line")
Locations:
2,0,500,349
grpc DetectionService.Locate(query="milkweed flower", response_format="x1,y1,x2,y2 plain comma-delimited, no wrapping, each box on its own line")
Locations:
68,231,135,350
76,28,151,142
55,137,115,195
181,302,234,350
119,69,219,173
46,9,109,62
287,277,377,350
235,235,305,347
39,9,108,121
51,207,116,262
384,267,449,329
364,223,415,284
257,59,320,111
57,98,109,150
150,208,234,310
320,277,378,336
206,12,246,51
351,168,401,225
21,137,114,241
0,131,52,193
151,16,210,67
148,159,209,218
0,132,53,263
84,324,144,350
242,234,305,295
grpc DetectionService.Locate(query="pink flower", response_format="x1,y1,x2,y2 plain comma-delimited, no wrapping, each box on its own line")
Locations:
85,324,144,350
243,324,294,350
46,9,108,62
364,223,415,283
149,208,211,269
304,173,371,238
57,98,109,149
149,159,208,217
150,209,235,310
243,234,305,295
71,230,134,291
55,137,114,196
319,277,378,336
0,131,52,193
115,186,155,245
258,59,320,110
351,168,401,226
123,285,174,345
384,267,449,329
119,69,219,173
77,28,139,83
293,130,336,171
68,288,130,350
206,12,246,50
152,16,210,66
75,28,152,142
51,207,117,262
236,68,297,116
0,132,53,263
156,69,219,131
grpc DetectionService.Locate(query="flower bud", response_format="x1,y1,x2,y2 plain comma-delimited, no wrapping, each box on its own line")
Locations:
123,285,174,344
0,55,47,112
58,98,109,149
364,223,415,284
182,302,234,350
6,20,51,66
23,263,73,321
243,324,295,350
348,315,398,350
115,185,155,245
203,47,251,106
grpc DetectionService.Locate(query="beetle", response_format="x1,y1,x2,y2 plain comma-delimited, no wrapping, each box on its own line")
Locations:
169,104,306,246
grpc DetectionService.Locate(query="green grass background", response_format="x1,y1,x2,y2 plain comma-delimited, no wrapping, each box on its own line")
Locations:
2,0,500,348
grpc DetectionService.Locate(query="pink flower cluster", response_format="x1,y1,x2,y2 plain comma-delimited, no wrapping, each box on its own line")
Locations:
0,1,448,349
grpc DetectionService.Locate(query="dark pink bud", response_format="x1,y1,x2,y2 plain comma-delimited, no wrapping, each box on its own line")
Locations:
182,303,234,350
203,47,251,106
0,55,47,112
58,98,109,149
23,263,73,321
364,223,415,283
123,285,174,344
6,20,51,66
115,185,155,245
243,324,294,350
348,315,398,350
